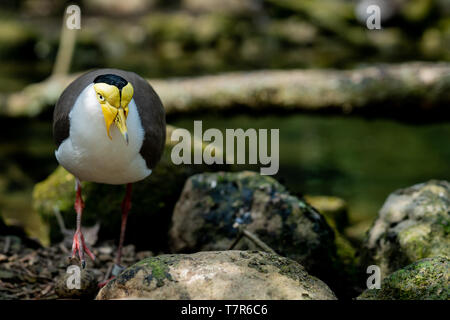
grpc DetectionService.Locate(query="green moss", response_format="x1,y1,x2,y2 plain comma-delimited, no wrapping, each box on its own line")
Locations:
363,180,450,278
33,165,76,215
358,256,449,300
124,255,181,287
397,223,432,261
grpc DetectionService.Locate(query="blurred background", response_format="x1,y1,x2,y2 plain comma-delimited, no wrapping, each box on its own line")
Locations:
0,0,449,246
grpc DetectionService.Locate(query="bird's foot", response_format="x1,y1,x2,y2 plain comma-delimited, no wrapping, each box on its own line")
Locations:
72,230,96,268
98,264,125,288
98,276,115,288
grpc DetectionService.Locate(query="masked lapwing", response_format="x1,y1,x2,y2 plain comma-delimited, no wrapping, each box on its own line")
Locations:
53,69,166,280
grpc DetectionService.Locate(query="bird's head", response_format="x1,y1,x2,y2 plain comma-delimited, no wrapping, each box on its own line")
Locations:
93,74,134,144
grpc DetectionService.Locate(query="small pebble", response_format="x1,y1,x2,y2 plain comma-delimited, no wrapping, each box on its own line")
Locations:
55,268,98,299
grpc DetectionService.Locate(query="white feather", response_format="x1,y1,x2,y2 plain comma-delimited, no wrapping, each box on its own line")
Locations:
55,83,152,184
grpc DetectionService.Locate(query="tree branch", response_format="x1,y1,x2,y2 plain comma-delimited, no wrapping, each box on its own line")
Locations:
1,62,449,120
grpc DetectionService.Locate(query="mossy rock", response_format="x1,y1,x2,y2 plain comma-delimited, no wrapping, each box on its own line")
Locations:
168,171,356,296
170,171,336,272
97,250,337,300
358,256,449,300
362,180,450,278
32,126,226,251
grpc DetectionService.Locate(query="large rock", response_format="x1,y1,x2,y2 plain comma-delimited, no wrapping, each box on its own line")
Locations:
32,126,226,251
97,250,337,300
169,171,336,281
362,180,450,278
358,256,449,300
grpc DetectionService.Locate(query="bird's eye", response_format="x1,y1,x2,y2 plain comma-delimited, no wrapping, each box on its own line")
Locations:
98,94,105,101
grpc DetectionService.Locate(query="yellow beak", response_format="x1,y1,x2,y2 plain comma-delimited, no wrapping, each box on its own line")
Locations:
101,104,128,145
115,108,129,145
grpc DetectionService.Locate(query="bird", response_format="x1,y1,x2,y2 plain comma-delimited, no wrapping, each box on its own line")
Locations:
53,68,166,282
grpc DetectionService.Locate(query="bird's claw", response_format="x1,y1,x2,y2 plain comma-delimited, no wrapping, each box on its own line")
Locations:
71,230,96,268
98,276,115,288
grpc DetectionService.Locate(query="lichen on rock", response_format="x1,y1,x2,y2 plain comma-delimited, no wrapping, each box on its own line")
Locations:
96,250,337,300
358,256,449,300
169,171,339,290
362,180,450,278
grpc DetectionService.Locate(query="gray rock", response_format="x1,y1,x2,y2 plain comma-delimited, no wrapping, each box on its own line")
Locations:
55,268,98,299
169,171,336,277
96,250,337,300
358,256,449,300
363,180,450,278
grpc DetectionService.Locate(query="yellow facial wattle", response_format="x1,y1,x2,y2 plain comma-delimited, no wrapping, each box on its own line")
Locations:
93,82,134,143
121,82,134,117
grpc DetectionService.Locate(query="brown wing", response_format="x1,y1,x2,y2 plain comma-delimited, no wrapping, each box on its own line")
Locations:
117,70,166,170
53,68,166,170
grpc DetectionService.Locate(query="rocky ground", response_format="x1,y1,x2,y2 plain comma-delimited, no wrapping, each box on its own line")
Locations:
1,173,448,300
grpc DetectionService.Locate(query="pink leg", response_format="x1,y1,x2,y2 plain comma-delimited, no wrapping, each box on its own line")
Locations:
72,179,96,268
99,183,132,288
115,183,133,266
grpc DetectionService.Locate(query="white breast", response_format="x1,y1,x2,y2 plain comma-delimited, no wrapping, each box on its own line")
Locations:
55,83,152,184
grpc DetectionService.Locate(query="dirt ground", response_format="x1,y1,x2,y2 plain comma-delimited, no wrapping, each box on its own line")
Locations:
0,234,153,300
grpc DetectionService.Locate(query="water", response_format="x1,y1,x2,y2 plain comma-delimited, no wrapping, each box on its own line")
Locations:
172,114,450,237
1,113,449,242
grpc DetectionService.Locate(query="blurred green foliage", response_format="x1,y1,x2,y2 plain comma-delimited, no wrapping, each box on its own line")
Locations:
0,0,448,91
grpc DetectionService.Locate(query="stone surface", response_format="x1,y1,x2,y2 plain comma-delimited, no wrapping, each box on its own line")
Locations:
32,126,226,250
96,250,337,300
169,171,336,277
55,268,98,299
358,256,449,300
362,180,450,278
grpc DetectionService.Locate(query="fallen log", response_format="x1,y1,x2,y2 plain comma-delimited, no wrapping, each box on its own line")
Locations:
1,62,449,120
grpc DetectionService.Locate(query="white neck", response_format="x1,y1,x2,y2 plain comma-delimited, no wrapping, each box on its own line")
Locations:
55,84,151,184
